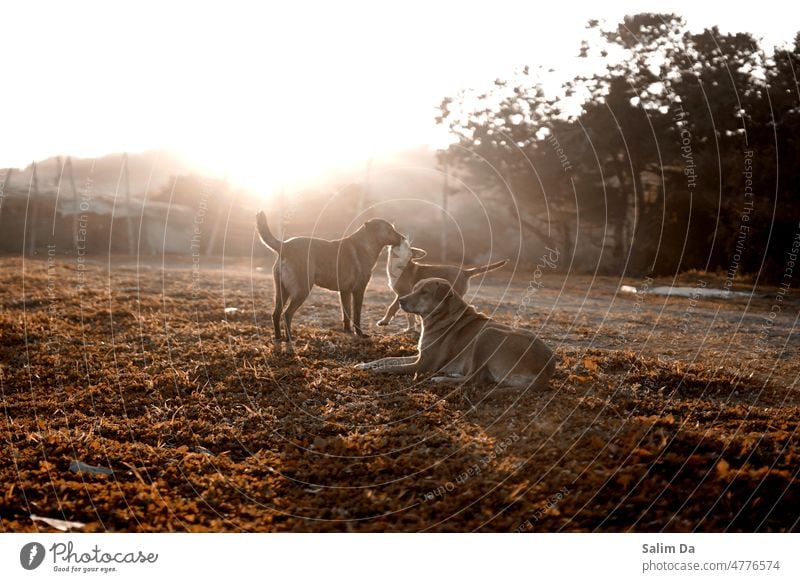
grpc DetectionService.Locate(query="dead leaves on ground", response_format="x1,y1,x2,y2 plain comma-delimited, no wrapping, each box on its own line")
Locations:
1,258,798,532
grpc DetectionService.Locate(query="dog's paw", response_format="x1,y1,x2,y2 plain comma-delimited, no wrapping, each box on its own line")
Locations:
430,374,465,384
376,319,389,326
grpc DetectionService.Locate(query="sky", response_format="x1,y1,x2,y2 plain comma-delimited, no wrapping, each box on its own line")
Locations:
2,0,799,195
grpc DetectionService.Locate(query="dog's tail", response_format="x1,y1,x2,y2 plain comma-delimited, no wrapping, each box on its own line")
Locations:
464,259,508,277
256,211,283,252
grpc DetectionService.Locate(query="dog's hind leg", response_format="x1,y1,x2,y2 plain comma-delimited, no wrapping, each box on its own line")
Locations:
272,277,287,341
352,286,369,337
282,288,310,348
339,291,353,333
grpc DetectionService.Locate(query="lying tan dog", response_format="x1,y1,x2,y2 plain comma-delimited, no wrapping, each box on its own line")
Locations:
378,237,508,331
256,211,404,348
357,278,555,388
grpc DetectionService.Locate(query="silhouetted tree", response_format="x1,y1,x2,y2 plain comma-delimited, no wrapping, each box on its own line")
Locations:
438,13,799,280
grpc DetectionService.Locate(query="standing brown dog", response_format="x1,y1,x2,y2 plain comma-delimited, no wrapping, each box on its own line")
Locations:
256,211,404,348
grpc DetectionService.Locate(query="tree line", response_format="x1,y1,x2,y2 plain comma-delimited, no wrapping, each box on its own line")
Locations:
437,13,800,283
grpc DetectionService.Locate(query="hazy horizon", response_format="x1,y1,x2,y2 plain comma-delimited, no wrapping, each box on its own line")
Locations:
3,0,799,196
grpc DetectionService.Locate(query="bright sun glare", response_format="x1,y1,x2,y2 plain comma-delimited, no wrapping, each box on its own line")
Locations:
2,1,798,197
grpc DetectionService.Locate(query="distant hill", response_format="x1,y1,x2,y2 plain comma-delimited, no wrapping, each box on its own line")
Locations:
1,150,195,197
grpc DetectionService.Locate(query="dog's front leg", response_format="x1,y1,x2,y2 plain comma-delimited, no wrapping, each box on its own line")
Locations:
429,374,466,383
354,356,418,374
377,296,401,326
404,312,418,332
352,286,369,337
340,290,353,333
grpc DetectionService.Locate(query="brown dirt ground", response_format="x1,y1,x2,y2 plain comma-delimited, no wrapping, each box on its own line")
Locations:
1,255,798,532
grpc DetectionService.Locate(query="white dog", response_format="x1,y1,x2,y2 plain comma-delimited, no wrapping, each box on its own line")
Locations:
378,238,507,331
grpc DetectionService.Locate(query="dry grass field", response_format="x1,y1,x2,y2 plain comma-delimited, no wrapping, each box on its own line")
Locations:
1,255,798,532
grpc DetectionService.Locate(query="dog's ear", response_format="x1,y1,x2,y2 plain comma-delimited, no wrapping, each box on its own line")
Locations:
411,247,427,260
433,280,453,301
